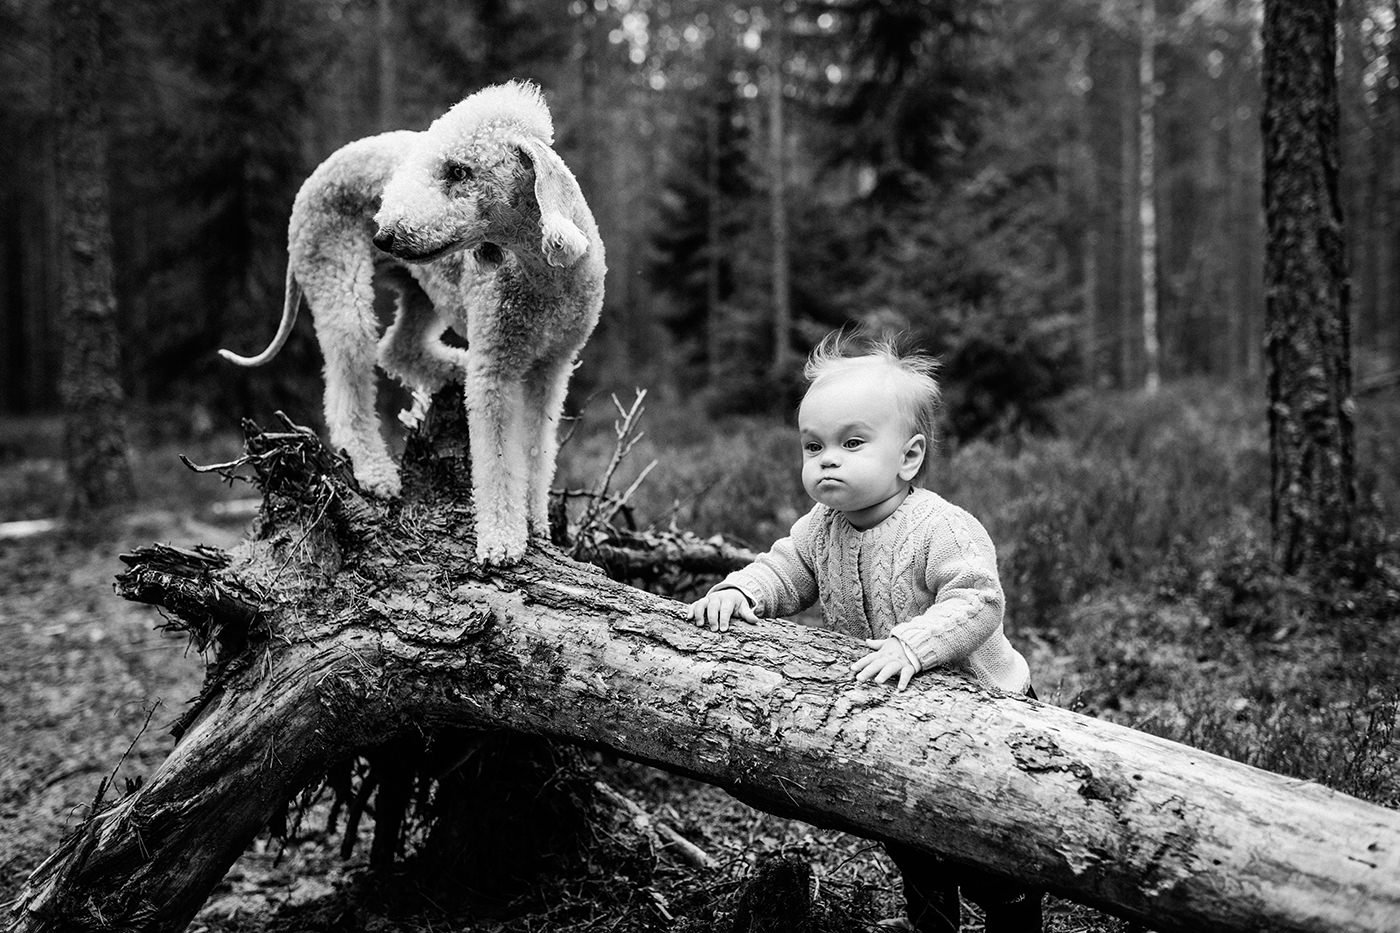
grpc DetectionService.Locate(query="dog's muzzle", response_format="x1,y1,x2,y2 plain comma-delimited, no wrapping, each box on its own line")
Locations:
373,225,458,263
372,227,399,253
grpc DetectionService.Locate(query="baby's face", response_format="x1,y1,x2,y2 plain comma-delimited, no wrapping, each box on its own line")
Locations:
797,371,923,521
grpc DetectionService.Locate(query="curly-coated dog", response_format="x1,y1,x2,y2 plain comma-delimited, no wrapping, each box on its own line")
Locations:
220,81,605,564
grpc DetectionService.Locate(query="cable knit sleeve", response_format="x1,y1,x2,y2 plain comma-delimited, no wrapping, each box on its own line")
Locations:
889,505,1005,670
708,507,821,618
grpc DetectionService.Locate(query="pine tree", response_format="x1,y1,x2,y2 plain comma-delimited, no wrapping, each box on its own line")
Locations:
648,53,756,393
1261,0,1358,574
114,0,326,413
52,0,135,514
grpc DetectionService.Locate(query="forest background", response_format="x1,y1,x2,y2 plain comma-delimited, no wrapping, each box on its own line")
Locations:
3,0,1398,423
1,1,1399,931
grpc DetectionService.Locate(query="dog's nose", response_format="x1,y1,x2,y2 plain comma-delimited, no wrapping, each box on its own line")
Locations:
372,228,397,253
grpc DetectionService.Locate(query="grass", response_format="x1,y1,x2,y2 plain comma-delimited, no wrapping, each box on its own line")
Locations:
2,380,1397,931
0,410,255,522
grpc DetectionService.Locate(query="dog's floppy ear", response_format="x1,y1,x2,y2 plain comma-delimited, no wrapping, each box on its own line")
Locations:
516,136,589,267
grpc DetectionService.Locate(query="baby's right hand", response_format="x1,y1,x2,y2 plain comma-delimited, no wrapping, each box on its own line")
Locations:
689,588,761,633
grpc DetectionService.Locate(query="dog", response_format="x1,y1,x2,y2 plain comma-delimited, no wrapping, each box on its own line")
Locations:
220,81,605,565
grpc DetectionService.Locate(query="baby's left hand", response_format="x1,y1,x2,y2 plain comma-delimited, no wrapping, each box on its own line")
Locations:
851,638,917,692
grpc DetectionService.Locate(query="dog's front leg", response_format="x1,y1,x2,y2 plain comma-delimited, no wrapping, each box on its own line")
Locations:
465,362,531,565
522,359,576,542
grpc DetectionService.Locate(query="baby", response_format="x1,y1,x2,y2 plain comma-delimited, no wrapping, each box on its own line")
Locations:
689,331,1041,933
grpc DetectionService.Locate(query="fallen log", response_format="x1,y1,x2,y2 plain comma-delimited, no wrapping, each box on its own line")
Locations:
8,403,1400,933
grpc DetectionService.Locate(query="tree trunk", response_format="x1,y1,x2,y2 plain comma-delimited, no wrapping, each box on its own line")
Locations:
767,0,792,375
1138,0,1161,394
0,188,22,411
1383,0,1400,361
1231,0,1266,382
376,0,396,132
1338,0,1372,364
51,0,135,513
1223,4,1245,383
8,402,1400,933
705,82,724,386
1070,34,1100,388
1261,0,1358,575
1119,41,1138,389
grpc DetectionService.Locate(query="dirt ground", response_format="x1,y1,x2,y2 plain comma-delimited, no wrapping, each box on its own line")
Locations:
0,512,234,891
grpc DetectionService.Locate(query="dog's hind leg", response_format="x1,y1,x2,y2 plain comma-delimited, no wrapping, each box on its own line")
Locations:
302,237,401,498
375,267,469,429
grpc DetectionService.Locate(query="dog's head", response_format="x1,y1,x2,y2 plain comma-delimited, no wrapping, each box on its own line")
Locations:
373,81,590,268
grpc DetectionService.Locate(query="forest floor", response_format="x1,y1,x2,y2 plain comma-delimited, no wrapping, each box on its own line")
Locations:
2,386,1397,931
0,508,1131,933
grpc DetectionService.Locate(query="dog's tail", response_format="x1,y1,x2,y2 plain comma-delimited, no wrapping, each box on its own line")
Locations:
218,267,303,367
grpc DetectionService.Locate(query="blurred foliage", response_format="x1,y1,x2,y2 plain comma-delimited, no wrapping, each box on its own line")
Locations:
112,1,325,414
647,43,757,385
10,0,1395,427
554,378,1400,811
0,0,576,421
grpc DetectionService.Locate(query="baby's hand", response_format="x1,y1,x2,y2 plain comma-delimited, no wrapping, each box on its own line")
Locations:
689,588,760,632
851,638,918,692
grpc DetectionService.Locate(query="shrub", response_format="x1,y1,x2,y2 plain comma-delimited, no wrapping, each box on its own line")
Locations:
556,402,806,548
938,381,1273,629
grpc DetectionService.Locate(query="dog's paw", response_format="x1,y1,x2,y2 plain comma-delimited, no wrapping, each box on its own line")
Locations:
356,466,402,499
364,478,402,499
475,536,527,567
397,389,433,430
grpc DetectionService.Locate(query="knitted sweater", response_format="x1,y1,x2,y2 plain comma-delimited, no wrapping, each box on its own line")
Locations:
713,487,1030,693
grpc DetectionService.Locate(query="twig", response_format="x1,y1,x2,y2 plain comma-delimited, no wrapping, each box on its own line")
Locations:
178,454,252,475
594,780,718,870
272,410,318,436
599,459,658,527
590,391,647,502
340,763,380,860
654,821,720,870
571,389,651,558
88,702,161,816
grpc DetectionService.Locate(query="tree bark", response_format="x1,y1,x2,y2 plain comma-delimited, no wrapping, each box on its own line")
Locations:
1383,0,1400,362
376,0,396,132
705,76,724,386
766,0,792,375
1138,0,1161,394
1069,34,1100,388
8,408,1400,933
1119,40,1138,389
1261,0,1358,575
51,0,135,513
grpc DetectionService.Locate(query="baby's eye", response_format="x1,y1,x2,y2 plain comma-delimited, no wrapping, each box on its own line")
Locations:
803,441,822,455
842,437,865,449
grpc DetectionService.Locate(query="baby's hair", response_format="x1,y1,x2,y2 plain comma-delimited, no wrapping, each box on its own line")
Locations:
804,329,942,483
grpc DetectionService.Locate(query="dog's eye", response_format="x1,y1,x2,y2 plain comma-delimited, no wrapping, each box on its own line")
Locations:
445,162,474,185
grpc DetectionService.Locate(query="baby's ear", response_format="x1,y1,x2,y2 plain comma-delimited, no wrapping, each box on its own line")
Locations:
899,434,926,482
